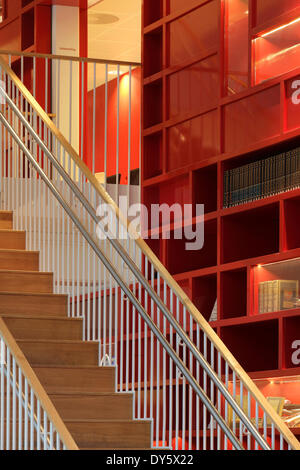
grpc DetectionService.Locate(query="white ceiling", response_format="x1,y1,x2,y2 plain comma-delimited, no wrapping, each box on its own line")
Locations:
88,0,142,63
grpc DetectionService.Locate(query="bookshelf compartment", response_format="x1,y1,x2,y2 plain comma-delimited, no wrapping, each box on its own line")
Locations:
192,274,217,323
220,269,247,320
284,196,300,250
225,0,249,96
143,80,162,128
143,132,163,180
224,86,281,154
253,258,300,315
168,54,219,120
221,203,280,264
253,19,300,86
283,316,300,369
168,1,218,67
221,320,279,372
22,0,33,7
143,27,163,78
143,0,163,27
142,174,190,230
21,8,34,51
193,164,217,214
254,0,299,28
167,110,219,172
167,219,217,275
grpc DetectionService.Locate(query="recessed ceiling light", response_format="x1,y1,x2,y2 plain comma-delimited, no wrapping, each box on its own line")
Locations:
88,13,119,25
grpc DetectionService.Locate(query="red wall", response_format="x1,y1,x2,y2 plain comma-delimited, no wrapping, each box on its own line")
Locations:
86,68,141,184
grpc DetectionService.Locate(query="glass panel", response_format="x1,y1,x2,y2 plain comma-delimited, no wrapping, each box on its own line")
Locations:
225,0,249,95
254,0,299,28
254,19,300,85
169,1,218,67
253,258,300,315
167,110,219,171
224,85,281,153
168,54,219,119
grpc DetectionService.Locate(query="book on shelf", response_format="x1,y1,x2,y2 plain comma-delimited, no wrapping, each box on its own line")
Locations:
258,279,299,314
223,147,300,208
209,300,218,322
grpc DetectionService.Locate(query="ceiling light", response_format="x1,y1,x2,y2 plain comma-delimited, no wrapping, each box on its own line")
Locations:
88,13,119,25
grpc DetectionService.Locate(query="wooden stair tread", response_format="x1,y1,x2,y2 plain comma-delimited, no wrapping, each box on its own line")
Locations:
0,229,25,234
0,314,81,322
0,269,51,275
0,291,67,298
34,365,112,370
0,248,39,254
49,392,131,397
17,339,98,344
64,419,150,424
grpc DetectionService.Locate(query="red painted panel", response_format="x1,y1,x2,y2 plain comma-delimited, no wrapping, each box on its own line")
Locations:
169,0,199,14
224,86,281,153
225,0,249,95
168,0,219,67
6,0,20,19
255,0,299,27
254,21,300,85
168,54,219,119
167,110,219,171
286,74,300,131
0,18,21,51
37,0,88,7
86,68,141,184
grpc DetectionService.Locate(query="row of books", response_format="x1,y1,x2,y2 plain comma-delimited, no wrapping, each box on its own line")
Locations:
259,280,299,314
223,147,300,208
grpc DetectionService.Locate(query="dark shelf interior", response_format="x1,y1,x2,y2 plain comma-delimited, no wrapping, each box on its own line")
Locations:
221,204,280,263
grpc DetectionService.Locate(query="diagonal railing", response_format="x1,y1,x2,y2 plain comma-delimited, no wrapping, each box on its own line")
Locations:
0,50,141,206
0,318,78,450
0,54,299,451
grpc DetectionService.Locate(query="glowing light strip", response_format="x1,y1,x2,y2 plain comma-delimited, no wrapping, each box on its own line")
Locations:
260,17,300,38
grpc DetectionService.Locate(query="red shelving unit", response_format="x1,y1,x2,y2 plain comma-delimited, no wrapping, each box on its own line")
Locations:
141,0,300,416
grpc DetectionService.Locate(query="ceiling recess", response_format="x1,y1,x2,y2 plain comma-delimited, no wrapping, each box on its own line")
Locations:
88,13,120,25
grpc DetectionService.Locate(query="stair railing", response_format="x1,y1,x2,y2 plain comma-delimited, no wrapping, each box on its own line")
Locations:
0,318,78,450
0,57,299,451
0,50,142,206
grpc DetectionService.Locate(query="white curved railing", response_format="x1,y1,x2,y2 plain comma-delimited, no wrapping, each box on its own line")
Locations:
0,54,299,451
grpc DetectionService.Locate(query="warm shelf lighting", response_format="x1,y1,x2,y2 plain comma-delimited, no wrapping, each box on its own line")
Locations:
260,17,300,38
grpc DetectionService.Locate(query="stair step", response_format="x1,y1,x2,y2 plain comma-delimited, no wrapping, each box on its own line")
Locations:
0,270,53,294
0,211,13,229
0,230,26,249
1,315,82,341
34,366,115,393
64,419,151,449
49,392,133,420
17,339,99,366
0,249,39,271
0,292,68,317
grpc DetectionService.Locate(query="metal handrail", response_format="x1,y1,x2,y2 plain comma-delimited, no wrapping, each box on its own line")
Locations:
0,109,250,450
0,49,141,67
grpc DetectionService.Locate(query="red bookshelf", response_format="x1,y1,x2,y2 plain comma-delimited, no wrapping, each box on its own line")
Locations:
142,0,300,433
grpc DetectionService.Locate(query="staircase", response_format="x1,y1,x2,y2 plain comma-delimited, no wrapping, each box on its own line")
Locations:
0,210,151,450
0,53,300,451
